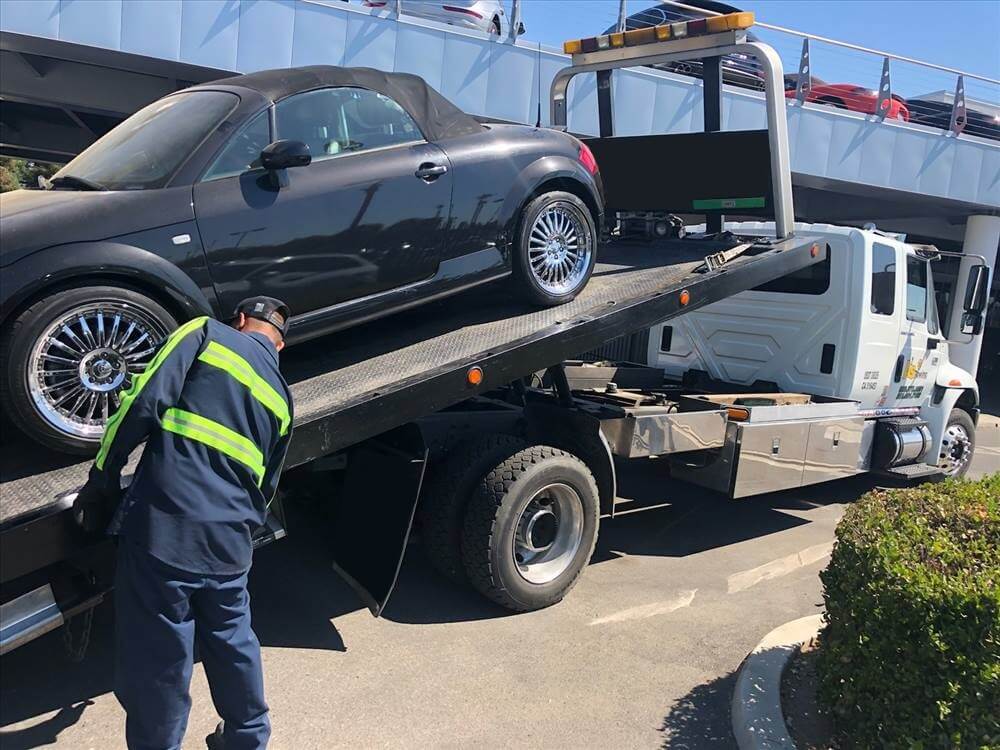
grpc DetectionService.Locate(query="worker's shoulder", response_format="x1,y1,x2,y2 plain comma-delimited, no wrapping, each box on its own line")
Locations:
206,321,289,388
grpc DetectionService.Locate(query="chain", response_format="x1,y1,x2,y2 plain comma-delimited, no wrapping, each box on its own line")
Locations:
62,606,95,662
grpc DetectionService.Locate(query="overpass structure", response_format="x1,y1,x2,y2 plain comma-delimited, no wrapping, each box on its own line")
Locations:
1,0,997,262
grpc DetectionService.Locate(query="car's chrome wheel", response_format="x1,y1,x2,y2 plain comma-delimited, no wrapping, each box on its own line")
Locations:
27,302,169,440
938,421,972,477
512,482,585,585
527,202,593,297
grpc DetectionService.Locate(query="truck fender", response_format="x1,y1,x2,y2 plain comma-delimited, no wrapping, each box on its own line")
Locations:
500,155,604,242
1,238,217,326
523,403,617,517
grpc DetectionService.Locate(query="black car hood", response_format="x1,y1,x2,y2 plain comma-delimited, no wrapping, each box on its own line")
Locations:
0,187,195,266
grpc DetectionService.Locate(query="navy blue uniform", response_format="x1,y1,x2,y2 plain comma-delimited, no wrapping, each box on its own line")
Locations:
88,316,292,750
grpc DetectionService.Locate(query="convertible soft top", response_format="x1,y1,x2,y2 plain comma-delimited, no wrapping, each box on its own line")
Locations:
205,65,484,142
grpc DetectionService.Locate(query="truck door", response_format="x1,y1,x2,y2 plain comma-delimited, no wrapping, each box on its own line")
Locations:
895,252,942,406
854,241,903,409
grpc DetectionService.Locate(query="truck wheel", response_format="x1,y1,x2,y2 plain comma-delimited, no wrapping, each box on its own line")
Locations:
937,409,975,479
0,286,176,454
461,445,599,611
514,191,597,306
419,434,529,584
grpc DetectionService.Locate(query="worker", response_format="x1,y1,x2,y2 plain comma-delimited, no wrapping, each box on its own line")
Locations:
73,297,294,750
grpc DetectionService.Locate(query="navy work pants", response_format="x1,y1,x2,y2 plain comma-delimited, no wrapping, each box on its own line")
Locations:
114,541,270,750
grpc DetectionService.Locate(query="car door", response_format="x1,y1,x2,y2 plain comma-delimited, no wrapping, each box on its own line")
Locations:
192,87,453,319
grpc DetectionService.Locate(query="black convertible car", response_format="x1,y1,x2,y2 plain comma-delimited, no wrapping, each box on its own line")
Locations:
0,66,603,454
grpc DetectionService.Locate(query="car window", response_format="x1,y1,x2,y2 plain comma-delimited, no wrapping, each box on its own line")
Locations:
51,91,238,190
275,88,422,162
203,110,271,181
905,255,929,324
871,242,896,316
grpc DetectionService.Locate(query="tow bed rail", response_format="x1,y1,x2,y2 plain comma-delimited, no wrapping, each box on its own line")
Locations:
0,235,824,584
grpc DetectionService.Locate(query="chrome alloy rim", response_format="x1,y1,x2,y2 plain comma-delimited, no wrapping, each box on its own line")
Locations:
512,482,585,585
28,302,169,439
527,203,592,296
938,422,972,477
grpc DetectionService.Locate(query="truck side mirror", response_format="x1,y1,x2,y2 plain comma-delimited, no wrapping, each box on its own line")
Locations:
963,264,990,314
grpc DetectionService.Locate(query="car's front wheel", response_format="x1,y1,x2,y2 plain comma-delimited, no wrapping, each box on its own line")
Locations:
514,191,597,306
1,285,176,454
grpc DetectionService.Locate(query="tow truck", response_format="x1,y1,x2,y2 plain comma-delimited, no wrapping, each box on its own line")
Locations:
0,12,989,653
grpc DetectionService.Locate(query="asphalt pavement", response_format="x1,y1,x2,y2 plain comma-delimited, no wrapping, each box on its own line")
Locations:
1,421,997,750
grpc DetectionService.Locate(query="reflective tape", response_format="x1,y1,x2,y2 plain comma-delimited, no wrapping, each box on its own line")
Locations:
96,316,208,470
161,408,265,484
198,341,290,435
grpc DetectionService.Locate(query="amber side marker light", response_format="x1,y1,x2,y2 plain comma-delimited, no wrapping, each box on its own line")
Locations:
679,289,691,306
467,366,484,386
810,244,820,257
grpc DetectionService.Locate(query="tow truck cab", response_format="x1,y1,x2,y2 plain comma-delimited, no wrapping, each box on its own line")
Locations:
647,222,986,477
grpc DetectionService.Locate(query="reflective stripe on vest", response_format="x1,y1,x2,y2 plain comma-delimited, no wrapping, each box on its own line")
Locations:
96,316,209,470
197,341,290,436
160,407,265,485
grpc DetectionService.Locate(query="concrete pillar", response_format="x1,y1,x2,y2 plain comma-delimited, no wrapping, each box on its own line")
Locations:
947,215,999,378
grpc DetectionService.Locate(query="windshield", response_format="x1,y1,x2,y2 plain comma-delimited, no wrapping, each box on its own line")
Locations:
53,91,239,191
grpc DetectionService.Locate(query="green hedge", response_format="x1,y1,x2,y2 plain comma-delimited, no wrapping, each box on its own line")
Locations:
818,475,1000,749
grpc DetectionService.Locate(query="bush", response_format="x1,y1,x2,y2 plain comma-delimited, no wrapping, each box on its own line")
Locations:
818,475,1000,749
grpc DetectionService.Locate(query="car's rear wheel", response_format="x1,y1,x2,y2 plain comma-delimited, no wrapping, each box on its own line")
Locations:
1,286,176,454
514,191,597,306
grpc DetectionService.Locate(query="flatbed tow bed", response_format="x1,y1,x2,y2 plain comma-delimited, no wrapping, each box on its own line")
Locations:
0,235,822,583
3,15,843,653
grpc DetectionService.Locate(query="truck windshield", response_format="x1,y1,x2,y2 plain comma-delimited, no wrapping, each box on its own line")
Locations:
50,91,239,191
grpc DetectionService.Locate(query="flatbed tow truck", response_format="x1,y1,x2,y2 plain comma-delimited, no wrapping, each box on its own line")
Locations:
0,13,988,654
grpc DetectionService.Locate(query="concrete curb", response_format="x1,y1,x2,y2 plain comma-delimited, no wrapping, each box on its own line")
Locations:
731,613,824,750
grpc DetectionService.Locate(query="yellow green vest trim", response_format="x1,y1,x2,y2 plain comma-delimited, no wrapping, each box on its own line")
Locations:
197,341,291,436
160,408,265,484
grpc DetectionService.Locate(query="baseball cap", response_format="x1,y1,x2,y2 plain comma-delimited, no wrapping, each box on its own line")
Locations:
234,296,291,336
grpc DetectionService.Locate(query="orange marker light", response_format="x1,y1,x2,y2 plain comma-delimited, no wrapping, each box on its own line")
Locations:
948,379,962,386
810,244,819,257
467,366,484,386
563,39,582,55
679,289,691,306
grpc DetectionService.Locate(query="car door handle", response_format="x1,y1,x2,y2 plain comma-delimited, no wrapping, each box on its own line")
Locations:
415,163,448,180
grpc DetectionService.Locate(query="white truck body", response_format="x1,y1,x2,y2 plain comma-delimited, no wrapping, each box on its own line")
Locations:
645,222,980,475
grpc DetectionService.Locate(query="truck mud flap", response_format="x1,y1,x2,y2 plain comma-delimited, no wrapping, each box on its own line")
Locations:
331,424,428,617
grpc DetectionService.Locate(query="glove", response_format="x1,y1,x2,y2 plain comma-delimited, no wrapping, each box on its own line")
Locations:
72,481,118,534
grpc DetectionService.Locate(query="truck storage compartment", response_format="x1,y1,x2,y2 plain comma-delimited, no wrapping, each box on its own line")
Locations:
670,394,864,497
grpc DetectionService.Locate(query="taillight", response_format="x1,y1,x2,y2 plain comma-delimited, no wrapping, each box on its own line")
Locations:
578,142,598,175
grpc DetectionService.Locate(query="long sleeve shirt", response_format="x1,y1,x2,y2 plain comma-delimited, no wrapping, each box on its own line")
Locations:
89,316,293,575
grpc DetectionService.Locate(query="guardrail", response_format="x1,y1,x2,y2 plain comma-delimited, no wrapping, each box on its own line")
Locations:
331,0,999,143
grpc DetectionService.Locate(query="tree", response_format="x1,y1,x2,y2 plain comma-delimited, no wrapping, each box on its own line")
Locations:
0,157,61,192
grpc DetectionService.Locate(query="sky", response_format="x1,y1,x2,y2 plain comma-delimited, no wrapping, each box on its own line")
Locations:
518,0,1000,102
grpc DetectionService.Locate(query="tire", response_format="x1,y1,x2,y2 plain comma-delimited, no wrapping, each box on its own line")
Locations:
0,285,177,454
461,445,600,611
419,434,529,584
937,408,976,479
514,191,597,306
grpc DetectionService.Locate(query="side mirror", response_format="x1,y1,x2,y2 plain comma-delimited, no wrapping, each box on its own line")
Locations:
260,140,311,171
963,264,989,314
517,21,526,36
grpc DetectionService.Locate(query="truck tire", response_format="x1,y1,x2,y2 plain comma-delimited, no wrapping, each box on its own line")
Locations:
461,445,600,611
0,285,176,454
514,191,597,306
419,434,530,584
937,408,975,479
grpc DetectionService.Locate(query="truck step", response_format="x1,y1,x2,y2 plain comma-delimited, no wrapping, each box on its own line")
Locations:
877,463,943,480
